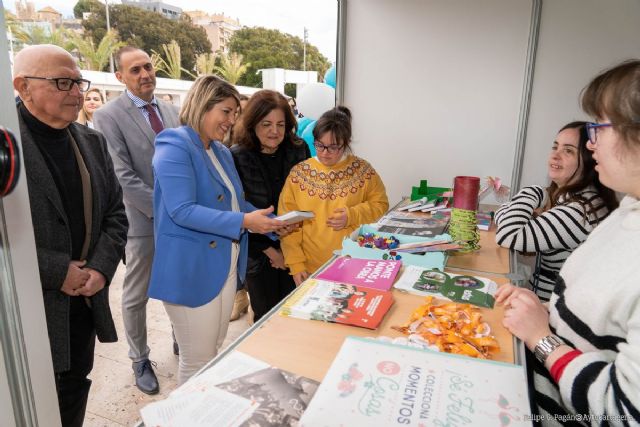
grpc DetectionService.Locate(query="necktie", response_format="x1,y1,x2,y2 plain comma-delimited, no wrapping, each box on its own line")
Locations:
144,104,164,134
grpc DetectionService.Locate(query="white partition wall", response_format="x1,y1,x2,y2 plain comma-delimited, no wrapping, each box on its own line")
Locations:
520,0,640,187
339,0,640,202
340,0,533,202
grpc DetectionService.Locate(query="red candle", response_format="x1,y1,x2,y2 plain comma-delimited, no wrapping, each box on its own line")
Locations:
453,176,480,210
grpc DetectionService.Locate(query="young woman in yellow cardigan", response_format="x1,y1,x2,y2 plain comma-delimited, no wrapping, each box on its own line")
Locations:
278,106,389,285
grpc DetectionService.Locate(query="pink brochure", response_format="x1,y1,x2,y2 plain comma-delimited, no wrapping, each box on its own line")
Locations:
316,257,402,291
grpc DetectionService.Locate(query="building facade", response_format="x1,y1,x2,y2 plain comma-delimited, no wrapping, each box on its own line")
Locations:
184,11,241,53
122,0,182,20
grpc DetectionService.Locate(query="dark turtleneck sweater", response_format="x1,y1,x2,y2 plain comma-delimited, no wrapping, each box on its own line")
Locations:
19,103,85,260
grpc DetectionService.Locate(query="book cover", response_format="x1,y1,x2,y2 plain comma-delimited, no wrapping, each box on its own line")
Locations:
299,337,530,427
316,257,402,291
280,279,394,329
394,266,498,308
216,367,319,427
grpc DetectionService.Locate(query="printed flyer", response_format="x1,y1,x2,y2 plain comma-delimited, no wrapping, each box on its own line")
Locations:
394,266,498,308
300,337,530,426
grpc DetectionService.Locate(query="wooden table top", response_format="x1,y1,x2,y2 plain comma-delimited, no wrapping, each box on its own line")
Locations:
235,272,514,383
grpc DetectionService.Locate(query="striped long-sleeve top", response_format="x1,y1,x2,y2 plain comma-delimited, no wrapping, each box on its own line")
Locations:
533,196,640,426
495,185,610,301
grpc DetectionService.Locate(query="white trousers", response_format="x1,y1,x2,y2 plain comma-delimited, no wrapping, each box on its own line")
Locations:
163,245,239,385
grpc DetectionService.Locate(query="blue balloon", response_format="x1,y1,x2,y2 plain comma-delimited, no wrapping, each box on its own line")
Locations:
301,121,317,156
324,65,337,89
297,117,313,137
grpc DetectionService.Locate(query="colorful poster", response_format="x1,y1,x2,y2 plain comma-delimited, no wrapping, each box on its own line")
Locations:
300,337,530,427
316,257,402,291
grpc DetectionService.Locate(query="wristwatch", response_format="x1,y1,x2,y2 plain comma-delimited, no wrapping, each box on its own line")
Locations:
534,335,564,364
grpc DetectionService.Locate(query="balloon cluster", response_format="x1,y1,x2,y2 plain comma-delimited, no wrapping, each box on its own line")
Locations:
296,65,337,155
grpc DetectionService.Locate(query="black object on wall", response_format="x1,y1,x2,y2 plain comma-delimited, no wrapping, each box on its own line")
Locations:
0,126,20,197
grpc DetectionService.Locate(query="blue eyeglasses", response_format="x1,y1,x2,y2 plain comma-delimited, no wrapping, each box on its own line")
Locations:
585,122,612,144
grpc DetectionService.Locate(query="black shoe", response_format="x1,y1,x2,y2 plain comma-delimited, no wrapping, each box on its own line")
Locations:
133,359,159,395
172,329,179,356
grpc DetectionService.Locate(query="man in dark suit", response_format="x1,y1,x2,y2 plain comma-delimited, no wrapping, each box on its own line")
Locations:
93,46,179,394
12,44,127,427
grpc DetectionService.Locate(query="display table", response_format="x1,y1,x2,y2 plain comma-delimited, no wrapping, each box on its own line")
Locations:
229,270,513,383
204,228,518,381
139,212,525,425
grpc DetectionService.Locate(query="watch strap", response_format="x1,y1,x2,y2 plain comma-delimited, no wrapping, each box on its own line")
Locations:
534,335,563,364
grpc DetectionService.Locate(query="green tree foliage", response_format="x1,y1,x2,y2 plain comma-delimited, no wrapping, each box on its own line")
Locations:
152,40,195,79
23,26,74,51
195,52,217,76
215,52,248,84
82,4,211,79
228,27,330,89
67,29,124,71
73,0,103,19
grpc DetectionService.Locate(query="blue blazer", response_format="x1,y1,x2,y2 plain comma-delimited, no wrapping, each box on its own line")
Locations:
149,126,255,307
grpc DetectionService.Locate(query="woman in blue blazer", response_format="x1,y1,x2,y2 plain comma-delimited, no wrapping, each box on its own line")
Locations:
149,75,284,384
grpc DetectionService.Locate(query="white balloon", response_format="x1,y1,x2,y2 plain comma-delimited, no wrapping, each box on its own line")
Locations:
296,83,335,121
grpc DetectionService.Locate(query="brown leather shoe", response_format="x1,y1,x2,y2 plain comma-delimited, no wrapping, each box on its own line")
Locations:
230,289,249,321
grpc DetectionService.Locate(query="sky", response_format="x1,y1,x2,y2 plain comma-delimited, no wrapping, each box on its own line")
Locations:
4,0,339,62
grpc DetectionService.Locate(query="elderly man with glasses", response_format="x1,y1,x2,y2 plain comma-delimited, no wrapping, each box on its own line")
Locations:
13,44,128,427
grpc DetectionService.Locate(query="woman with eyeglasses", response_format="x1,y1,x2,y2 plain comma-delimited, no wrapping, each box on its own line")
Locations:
230,90,310,322
76,87,104,129
495,121,617,302
496,60,640,424
278,106,389,285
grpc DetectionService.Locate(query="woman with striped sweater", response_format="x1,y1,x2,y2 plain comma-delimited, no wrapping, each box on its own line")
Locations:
495,121,617,301
497,60,640,425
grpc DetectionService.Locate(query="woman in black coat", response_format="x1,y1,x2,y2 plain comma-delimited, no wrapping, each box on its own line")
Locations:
231,89,310,321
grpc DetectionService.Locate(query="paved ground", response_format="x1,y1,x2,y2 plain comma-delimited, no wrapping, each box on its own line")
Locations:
84,262,251,426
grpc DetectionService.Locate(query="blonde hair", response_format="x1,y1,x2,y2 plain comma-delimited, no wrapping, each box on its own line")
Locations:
179,75,240,136
76,87,104,125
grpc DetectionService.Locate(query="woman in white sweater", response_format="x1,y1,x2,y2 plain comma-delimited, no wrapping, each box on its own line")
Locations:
495,121,618,301
497,60,640,425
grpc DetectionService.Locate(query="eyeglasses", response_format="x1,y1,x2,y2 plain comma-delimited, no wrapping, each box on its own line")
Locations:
313,141,344,154
24,76,91,92
585,122,612,144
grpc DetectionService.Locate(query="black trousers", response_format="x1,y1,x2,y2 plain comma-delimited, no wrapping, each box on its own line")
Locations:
54,296,96,427
245,257,296,322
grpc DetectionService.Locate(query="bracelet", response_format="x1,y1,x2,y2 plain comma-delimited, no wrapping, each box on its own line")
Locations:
549,349,582,383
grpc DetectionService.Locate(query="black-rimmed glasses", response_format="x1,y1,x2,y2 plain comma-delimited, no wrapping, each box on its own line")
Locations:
313,141,344,154
24,76,91,92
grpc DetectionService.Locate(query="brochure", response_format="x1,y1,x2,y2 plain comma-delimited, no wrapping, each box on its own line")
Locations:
276,210,315,225
394,265,498,308
315,257,402,291
376,215,449,237
216,367,319,427
280,279,394,329
299,337,530,426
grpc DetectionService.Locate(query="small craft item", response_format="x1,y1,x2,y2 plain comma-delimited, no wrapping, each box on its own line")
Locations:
357,233,400,250
478,176,511,204
449,176,480,252
392,296,500,359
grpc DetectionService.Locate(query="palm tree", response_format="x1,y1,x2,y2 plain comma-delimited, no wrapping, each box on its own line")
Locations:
22,25,73,50
215,52,249,84
151,40,195,80
67,30,124,71
4,11,28,43
195,52,217,76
